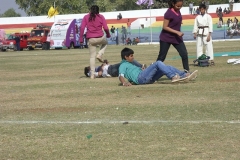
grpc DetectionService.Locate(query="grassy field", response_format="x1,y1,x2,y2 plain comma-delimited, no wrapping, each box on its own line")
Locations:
0,41,240,160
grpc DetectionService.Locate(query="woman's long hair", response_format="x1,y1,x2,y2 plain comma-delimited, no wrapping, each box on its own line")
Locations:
89,5,99,21
168,0,183,8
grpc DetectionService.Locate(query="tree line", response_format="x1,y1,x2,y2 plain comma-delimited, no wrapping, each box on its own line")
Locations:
0,0,238,17
0,8,21,17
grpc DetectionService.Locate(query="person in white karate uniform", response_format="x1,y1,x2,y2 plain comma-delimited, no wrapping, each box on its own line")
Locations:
193,3,214,65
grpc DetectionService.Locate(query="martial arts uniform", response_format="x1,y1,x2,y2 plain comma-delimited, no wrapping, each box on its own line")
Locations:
193,13,214,60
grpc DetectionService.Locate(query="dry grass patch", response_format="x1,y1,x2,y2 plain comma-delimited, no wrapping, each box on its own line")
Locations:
0,41,240,159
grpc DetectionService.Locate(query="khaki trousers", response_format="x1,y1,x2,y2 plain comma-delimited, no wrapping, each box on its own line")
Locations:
196,35,214,60
88,36,108,75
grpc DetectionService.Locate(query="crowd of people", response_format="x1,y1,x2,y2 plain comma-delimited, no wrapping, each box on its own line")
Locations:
188,0,238,40
214,3,239,38
189,0,209,15
226,17,240,38
190,0,233,17
126,37,139,45
216,6,232,28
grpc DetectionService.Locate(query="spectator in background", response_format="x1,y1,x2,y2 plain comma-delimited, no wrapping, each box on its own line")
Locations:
135,37,140,43
227,18,231,27
218,10,223,25
201,0,205,5
80,28,87,49
234,17,238,25
218,17,223,28
193,8,197,15
132,37,140,45
218,7,222,14
132,38,136,45
216,7,219,15
229,0,234,11
227,7,231,14
117,13,122,20
189,2,194,15
121,26,127,44
205,0,209,13
126,37,132,45
115,28,119,45
110,26,115,41
127,19,131,35
229,19,234,28
227,24,239,38
226,27,234,38
223,8,228,14
236,26,240,36
14,36,20,51
196,7,200,15
46,33,51,50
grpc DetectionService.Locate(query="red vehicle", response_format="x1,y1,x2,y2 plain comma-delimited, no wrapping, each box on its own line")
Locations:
1,32,30,51
27,25,51,50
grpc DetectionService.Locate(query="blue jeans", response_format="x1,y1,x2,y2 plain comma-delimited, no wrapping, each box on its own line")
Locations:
16,42,20,51
137,61,186,84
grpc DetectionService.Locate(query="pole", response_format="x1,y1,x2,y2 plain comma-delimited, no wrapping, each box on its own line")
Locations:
150,7,152,44
224,22,226,39
54,1,56,22
139,27,140,39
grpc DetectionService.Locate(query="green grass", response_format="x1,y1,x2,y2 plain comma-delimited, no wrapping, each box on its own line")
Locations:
0,41,240,159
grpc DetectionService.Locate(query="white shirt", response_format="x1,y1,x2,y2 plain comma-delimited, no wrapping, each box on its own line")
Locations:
189,3,193,9
46,34,51,42
102,64,110,77
193,14,213,35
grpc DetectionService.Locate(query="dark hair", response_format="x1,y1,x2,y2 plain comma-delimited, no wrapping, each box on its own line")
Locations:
103,59,109,64
84,66,90,77
89,5,99,21
199,4,206,10
121,47,134,60
168,0,183,8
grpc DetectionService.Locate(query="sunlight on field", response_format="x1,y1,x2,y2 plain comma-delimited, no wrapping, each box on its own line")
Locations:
0,41,240,159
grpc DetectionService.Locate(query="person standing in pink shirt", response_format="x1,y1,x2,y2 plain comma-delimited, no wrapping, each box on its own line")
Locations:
80,5,111,79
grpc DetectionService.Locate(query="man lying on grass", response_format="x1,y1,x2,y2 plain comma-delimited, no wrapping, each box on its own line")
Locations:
119,47,198,86
84,59,147,78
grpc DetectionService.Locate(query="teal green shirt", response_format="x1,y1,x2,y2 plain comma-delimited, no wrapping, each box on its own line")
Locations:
119,60,142,84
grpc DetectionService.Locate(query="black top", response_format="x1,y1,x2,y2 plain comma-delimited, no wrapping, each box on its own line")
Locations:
14,36,20,43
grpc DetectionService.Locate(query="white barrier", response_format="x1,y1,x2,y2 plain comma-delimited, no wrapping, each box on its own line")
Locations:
0,3,239,26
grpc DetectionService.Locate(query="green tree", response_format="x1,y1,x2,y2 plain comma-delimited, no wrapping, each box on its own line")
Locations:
94,0,115,12
0,8,21,17
15,0,89,16
15,0,231,16
113,0,143,11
